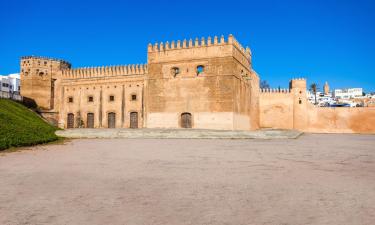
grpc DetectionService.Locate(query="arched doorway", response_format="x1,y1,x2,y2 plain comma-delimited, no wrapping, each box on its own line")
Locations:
67,113,74,128
108,112,116,128
87,113,94,128
181,112,192,128
130,112,138,128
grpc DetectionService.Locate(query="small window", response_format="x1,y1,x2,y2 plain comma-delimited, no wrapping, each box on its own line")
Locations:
299,99,302,104
88,96,94,102
44,61,47,65
131,94,137,101
171,67,180,77
109,95,115,101
197,65,204,75
68,97,73,103
39,72,44,76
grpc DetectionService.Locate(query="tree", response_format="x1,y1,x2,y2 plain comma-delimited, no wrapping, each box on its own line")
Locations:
260,80,270,89
310,83,319,105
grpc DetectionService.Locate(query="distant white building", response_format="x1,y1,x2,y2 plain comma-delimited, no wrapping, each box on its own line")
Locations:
307,91,336,106
0,73,20,94
334,88,363,99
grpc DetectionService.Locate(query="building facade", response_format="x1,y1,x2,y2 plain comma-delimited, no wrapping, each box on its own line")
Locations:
334,88,363,99
19,35,375,133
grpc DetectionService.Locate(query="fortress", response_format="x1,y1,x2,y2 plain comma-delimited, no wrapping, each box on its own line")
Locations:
20,35,375,133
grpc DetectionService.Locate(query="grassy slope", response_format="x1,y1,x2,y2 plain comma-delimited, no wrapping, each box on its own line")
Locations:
0,99,58,150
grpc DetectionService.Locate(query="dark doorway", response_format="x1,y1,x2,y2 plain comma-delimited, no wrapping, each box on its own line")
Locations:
130,112,138,129
108,112,116,128
67,113,74,128
87,113,94,128
181,112,192,128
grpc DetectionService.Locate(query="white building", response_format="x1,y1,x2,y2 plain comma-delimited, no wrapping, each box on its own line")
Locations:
0,73,20,93
334,88,363,99
307,91,336,106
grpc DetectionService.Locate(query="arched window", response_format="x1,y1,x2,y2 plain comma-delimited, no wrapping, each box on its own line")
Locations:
171,67,180,77
196,65,204,75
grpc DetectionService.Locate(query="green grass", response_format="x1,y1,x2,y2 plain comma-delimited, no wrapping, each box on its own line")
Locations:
0,99,58,150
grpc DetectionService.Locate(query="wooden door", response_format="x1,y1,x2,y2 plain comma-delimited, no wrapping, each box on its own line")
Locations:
67,113,74,128
181,113,192,128
130,112,138,128
87,113,94,128
108,112,116,128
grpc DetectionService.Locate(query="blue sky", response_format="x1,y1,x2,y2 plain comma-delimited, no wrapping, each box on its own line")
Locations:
1,0,374,91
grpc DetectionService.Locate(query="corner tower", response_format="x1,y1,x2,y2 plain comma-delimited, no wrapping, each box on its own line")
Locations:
20,56,71,109
289,78,308,130
145,34,259,130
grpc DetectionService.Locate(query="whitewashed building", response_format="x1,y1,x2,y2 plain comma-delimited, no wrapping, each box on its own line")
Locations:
334,88,363,99
0,73,21,100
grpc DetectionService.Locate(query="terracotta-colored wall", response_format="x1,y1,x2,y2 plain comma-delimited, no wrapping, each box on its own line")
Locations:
259,79,375,133
259,91,294,129
59,75,144,129
305,104,375,133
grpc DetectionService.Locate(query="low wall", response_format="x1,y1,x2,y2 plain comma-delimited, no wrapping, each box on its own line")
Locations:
259,91,375,133
259,92,294,129
305,105,375,133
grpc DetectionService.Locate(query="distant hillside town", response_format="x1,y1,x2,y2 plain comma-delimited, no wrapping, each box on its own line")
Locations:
306,81,375,107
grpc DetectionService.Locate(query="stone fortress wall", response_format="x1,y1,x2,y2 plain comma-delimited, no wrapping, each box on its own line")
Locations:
19,35,375,133
146,34,259,130
259,78,375,133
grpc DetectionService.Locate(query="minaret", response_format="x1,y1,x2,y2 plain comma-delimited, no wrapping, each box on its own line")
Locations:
323,81,330,95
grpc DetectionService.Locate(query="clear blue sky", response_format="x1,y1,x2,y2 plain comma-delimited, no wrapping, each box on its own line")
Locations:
1,0,374,91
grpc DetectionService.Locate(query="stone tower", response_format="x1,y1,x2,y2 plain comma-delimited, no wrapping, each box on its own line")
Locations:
145,35,260,130
289,78,308,130
323,81,329,95
20,56,71,110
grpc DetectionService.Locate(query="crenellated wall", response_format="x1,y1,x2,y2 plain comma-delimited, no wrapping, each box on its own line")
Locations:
259,78,375,133
146,34,259,130
148,34,251,70
20,36,374,133
61,64,147,79
259,88,294,129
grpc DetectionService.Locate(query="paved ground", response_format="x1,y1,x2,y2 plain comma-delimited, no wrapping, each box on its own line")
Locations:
0,134,375,225
56,128,302,139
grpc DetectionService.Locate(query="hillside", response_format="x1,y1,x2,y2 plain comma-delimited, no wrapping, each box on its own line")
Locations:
0,99,58,150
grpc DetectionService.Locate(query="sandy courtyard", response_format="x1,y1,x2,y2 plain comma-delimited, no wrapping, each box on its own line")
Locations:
0,134,375,225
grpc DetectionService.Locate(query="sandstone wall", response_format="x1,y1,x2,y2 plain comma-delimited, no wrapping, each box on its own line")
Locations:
305,104,375,133
259,87,375,133
59,67,144,128
259,90,294,129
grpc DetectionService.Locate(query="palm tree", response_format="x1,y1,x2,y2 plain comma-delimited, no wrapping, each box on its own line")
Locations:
310,83,319,105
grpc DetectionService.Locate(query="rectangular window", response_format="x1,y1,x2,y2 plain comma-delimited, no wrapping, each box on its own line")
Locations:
88,96,93,102
109,95,115,101
68,97,73,103
131,94,137,101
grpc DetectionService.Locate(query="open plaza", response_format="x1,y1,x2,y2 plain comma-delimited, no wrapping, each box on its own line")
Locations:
1,133,374,225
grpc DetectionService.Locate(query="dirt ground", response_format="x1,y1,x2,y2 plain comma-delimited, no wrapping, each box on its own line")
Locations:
0,134,374,225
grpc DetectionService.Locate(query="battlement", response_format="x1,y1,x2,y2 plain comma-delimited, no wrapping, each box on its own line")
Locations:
21,55,71,68
289,78,307,89
61,64,147,79
148,34,252,67
260,88,291,94
148,34,250,58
